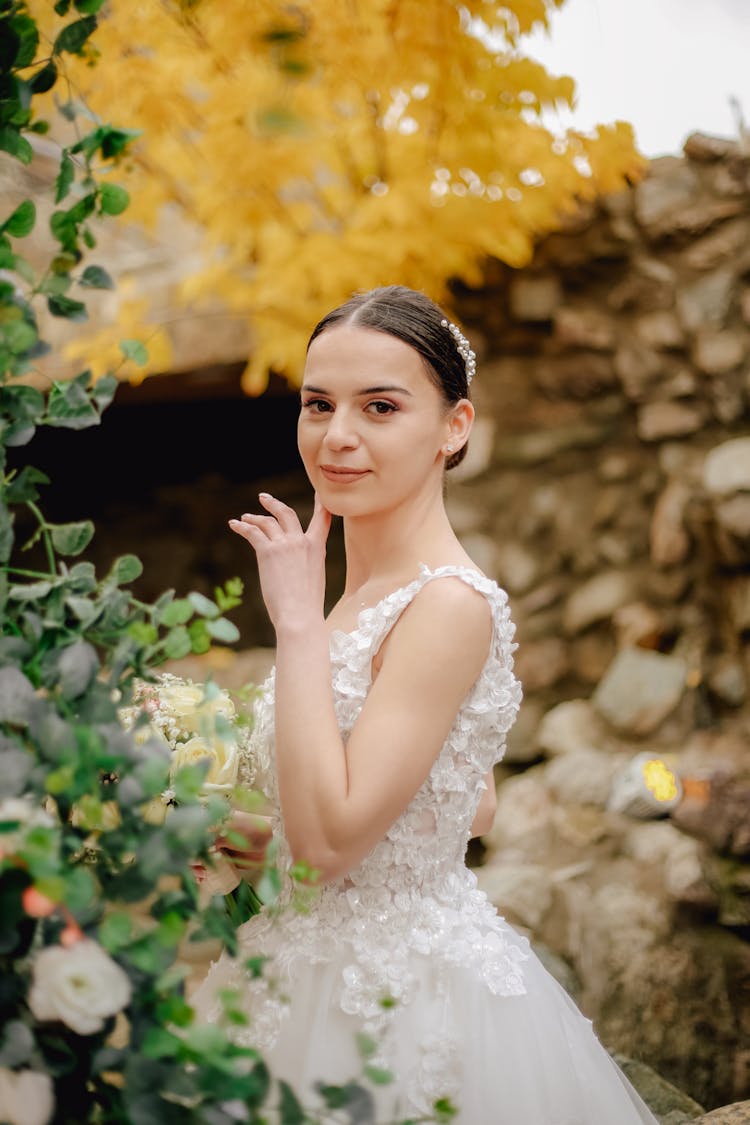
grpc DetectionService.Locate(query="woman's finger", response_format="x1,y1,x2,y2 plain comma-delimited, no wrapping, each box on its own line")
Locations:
258,492,303,535
229,518,266,546
239,511,284,540
307,492,332,545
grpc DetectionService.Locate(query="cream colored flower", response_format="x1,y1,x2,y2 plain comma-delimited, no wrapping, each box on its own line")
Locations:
28,939,132,1035
0,1067,54,1125
140,796,170,825
69,798,121,832
158,680,235,733
171,735,239,792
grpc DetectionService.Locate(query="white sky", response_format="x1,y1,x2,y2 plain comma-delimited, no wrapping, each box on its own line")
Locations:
525,0,750,156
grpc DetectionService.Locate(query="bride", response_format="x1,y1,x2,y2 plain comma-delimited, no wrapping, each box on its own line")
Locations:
192,286,658,1123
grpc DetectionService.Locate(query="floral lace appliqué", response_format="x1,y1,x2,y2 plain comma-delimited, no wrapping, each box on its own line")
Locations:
219,565,527,1105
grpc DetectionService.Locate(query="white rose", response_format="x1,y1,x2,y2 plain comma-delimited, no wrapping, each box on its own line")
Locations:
28,939,132,1035
0,1067,54,1125
159,680,235,734
171,735,239,792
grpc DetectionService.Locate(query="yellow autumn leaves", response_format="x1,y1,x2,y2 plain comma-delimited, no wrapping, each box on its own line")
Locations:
28,0,645,392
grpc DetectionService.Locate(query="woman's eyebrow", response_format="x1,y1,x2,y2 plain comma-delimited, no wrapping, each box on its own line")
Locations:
300,383,413,396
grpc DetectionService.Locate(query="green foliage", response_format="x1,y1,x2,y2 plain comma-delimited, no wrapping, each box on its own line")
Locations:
0,4,460,1121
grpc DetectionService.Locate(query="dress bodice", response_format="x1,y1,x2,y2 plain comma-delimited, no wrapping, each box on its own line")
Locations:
229,565,529,1054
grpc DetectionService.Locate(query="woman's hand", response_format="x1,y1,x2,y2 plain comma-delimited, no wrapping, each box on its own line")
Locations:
229,492,331,632
214,810,274,877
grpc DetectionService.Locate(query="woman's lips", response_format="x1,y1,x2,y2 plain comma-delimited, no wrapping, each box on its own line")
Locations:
319,466,370,483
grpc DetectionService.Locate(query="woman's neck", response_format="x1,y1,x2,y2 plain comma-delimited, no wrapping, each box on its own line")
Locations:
341,485,463,599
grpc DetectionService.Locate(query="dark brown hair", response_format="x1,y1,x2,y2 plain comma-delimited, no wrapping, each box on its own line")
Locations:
307,286,472,469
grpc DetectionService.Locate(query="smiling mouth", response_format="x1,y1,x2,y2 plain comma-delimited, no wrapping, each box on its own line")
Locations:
319,466,370,482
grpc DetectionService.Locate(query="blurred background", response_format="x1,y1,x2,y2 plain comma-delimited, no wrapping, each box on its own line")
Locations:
5,1,749,1114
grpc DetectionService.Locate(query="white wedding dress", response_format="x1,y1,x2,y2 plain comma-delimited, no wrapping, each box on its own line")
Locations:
193,565,658,1124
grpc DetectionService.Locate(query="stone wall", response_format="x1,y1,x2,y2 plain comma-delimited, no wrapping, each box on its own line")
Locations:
444,133,750,1109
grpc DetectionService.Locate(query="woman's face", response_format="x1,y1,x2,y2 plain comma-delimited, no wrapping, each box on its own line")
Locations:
298,325,458,518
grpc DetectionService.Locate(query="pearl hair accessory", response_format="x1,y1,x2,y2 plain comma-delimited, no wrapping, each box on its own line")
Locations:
441,318,476,385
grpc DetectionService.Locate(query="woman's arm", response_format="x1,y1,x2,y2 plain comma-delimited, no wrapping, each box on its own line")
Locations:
230,495,492,882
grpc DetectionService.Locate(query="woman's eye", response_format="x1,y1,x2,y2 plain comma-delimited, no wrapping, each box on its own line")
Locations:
366,400,397,415
302,398,333,413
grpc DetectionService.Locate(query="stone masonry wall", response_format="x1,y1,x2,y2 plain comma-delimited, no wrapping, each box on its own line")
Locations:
443,133,750,1109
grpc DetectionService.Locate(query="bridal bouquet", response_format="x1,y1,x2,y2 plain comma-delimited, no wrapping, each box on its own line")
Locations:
119,673,245,816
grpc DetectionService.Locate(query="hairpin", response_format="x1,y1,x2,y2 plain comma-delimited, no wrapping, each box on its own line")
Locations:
441,318,476,385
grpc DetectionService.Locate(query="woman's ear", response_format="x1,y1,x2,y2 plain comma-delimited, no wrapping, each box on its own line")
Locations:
445,399,474,454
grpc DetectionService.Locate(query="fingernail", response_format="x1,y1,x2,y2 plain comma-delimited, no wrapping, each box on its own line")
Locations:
259,492,271,500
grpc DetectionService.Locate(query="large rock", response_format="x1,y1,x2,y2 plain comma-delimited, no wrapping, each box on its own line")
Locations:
672,774,750,857
593,648,687,735
697,1102,750,1124
612,1054,705,1121
535,699,607,757
562,570,636,634
544,748,622,807
637,401,705,442
508,274,562,321
635,160,702,235
677,268,735,331
692,330,747,375
513,636,569,692
650,479,692,566
475,861,553,930
703,438,750,495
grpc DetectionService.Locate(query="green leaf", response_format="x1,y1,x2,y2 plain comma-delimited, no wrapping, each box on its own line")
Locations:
55,153,75,203
98,911,133,952
278,1082,306,1125
128,620,158,646
54,0,72,13
29,61,58,95
50,519,94,556
0,129,33,166
57,639,98,698
80,264,114,289
10,15,39,69
206,617,240,644
108,554,143,584
47,294,87,321
91,372,118,410
46,380,98,429
160,598,192,627
5,465,49,504
53,15,97,56
2,318,37,356
99,182,130,216
363,1064,393,1086
187,591,220,619
3,200,36,238
164,626,191,660
119,338,147,365
75,0,107,12
187,618,211,655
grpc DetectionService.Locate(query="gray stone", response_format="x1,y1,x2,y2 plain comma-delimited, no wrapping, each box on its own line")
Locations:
475,861,553,930
544,748,621,807
615,342,663,399
612,601,665,649
714,496,750,556
682,218,750,271
650,479,692,566
533,353,617,399
726,576,750,632
535,699,606,757
635,310,685,350
495,540,541,595
697,1102,750,1124
637,401,704,442
612,1054,705,1121
571,631,617,684
593,647,687,735
514,636,569,692
451,416,495,482
509,274,562,321
553,306,616,351
495,421,612,466
708,656,747,707
563,570,636,634
692,330,746,375
635,160,702,234
682,132,737,162
702,437,750,495
485,771,555,852
677,268,735,331
504,698,544,764
608,256,676,312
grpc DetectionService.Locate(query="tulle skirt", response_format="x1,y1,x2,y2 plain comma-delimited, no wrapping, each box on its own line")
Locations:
193,931,658,1125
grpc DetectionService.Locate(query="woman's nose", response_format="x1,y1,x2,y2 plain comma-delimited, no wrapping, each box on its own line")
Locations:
323,409,359,450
